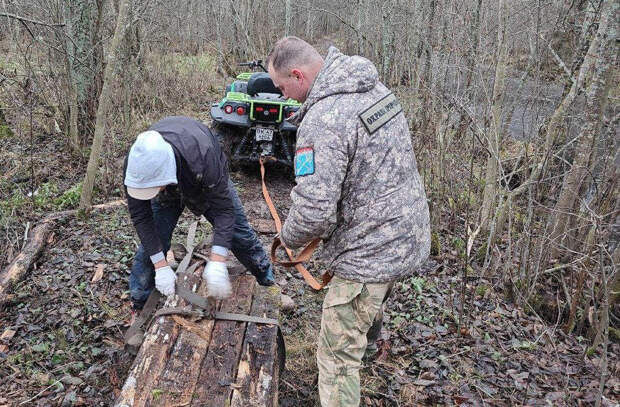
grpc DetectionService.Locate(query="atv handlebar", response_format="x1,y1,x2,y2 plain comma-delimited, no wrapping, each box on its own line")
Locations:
238,60,267,72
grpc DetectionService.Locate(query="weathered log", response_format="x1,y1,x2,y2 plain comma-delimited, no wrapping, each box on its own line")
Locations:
0,200,125,304
115,270,207,407
0,221,52,302
230,285,282,407
146,272,217,407
191,275,255,406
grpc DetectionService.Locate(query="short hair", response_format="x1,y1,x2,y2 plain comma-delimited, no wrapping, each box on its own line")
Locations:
266,36,322,73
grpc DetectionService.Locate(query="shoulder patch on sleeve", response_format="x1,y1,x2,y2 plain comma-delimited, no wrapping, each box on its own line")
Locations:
295,147,315,177
359,92,403,134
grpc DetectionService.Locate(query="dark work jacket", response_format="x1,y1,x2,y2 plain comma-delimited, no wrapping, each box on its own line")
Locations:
125,116,233,259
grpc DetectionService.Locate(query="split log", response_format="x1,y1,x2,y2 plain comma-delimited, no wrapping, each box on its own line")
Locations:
0,200,125,304
230,285,282,406
191,275,255,406
115,272,283,406
116,270,211,406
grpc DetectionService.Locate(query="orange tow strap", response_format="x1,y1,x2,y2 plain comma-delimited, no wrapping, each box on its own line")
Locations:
259,157,332,290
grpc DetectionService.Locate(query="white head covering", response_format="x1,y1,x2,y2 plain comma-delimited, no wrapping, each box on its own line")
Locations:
124,130,177,200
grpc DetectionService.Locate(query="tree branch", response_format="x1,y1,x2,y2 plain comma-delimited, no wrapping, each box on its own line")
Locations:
0,12,65,27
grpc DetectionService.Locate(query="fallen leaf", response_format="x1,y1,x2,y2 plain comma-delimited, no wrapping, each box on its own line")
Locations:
92,263,105,282
453,395,470,405
420,371,436,380
0,344,8,353
1,329,16,341
419,359,438,369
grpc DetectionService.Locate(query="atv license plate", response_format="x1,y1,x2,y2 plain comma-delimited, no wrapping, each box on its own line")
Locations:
255,128,274,142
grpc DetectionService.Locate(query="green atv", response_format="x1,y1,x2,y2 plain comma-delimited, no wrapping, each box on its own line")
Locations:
210,60,301,169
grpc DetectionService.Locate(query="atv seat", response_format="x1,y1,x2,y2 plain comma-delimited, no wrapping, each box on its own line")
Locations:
226,81,248,94
247,73,282,96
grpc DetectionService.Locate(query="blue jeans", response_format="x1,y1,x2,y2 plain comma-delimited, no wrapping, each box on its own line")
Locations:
129,179,273,309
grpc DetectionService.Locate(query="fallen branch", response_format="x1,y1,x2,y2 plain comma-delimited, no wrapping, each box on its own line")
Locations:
0,200,125,304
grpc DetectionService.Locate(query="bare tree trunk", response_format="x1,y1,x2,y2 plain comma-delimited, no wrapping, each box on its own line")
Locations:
480,0,508,232
421,0,435,89
284,0,292,36
357,0,365,54
457,0,482,137
61,1,81,152
79,0,132,210
548,0,617,259
214,0,225,75
380,2,394,83
305,0,314,41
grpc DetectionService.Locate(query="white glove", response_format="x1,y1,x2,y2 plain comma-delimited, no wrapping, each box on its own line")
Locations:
155,265,176,296
202,261,232,299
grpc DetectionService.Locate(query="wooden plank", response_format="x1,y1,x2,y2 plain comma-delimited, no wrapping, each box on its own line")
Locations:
230,284,282,407
190,275,256,407
114,270,207,407
146,271,214,407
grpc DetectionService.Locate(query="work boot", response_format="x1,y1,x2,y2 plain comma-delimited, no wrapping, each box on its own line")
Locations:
253,267,275,286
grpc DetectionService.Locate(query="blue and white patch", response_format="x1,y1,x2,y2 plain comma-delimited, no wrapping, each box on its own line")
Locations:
294,147,315,177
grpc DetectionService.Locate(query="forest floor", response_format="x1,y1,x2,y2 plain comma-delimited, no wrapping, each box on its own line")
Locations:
0,163,618,406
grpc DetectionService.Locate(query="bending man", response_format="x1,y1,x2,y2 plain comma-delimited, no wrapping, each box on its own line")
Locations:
124,116,274,310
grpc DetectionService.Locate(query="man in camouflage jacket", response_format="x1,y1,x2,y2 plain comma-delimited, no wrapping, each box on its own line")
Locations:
268,37,430,406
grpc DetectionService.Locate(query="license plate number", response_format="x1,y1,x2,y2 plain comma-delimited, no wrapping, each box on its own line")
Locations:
255,128,274,141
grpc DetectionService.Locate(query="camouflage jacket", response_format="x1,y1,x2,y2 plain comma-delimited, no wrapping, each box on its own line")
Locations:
281,47,430,283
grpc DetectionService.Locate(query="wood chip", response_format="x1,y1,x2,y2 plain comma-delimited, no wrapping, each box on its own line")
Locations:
91,263,105,282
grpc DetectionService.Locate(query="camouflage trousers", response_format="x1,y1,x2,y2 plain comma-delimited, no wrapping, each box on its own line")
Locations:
317,276,393,407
